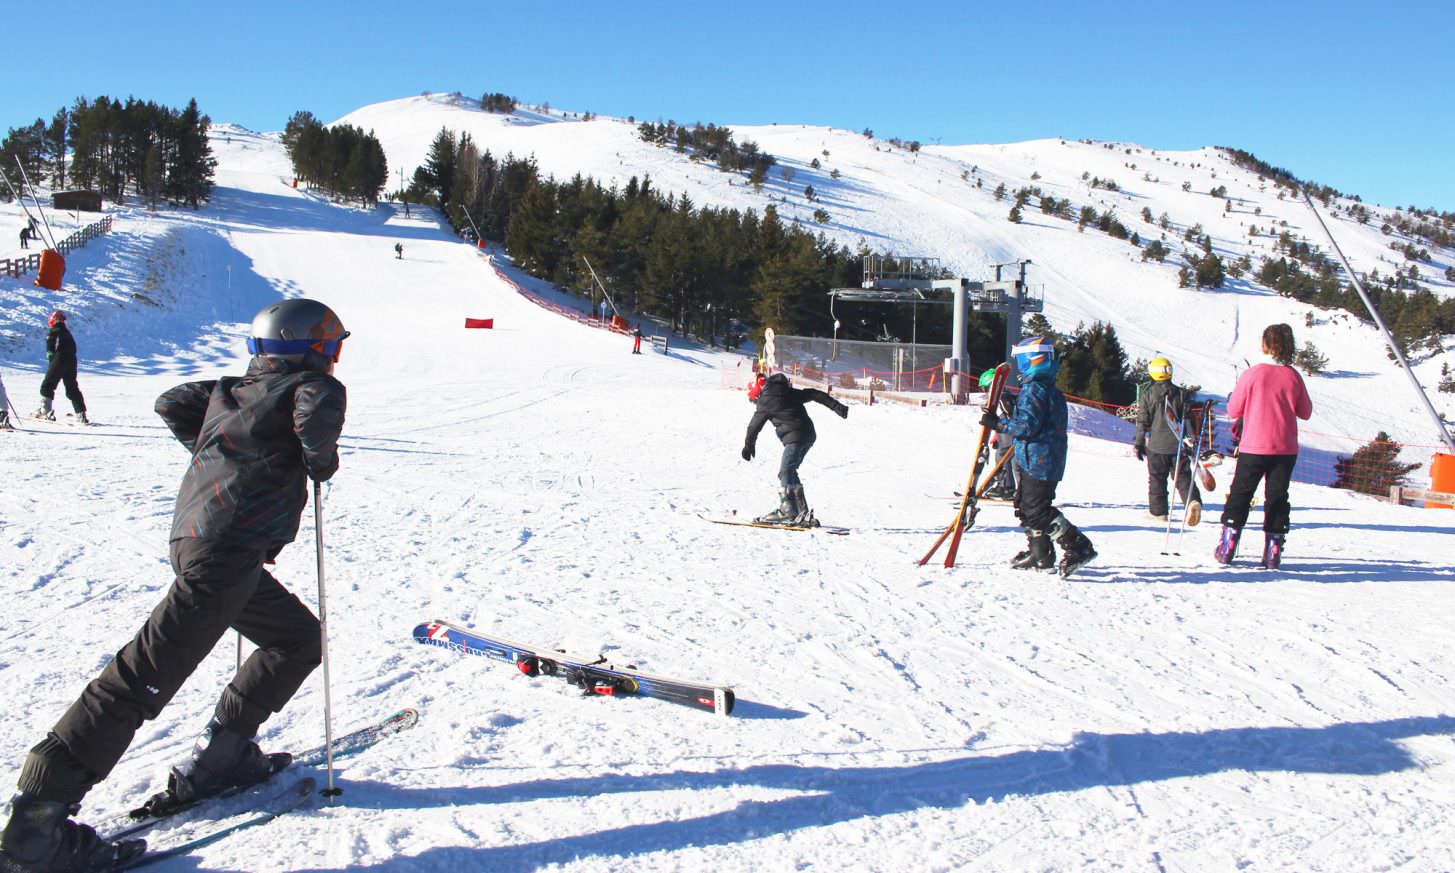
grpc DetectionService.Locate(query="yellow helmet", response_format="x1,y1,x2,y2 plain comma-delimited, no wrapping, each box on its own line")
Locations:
1148,357,1172,382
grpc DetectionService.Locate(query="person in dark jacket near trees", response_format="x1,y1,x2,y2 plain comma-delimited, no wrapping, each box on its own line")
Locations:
982,337,1097,577
0,299,349,873
742,372,848,526
1134,357,1202,525
33,311,87,424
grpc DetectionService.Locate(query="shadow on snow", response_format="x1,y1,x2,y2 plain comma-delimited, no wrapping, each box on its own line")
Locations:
291,714,1453,872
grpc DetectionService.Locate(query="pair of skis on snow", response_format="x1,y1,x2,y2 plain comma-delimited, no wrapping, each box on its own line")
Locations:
414,621,735,717
97,707,419,868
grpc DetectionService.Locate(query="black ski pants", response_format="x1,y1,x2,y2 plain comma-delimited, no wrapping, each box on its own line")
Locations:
18,539,320,802
1147,450,1200,517
1013,473,1059,532
778,441,813,487
39,358,85,414
1220,453,1297,534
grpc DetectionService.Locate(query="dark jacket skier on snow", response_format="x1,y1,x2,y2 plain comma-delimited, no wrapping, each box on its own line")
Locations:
35,311,87,422
741,372,847,525
2,300,348,873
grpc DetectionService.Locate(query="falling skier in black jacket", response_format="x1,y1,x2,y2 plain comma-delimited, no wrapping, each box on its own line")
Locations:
741,372,848,526
0,299,349,873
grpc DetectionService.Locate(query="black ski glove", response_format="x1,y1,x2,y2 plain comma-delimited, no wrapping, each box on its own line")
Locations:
834,403,849,419
1133,440,1146,461
979,410,999,430
741,445,754,461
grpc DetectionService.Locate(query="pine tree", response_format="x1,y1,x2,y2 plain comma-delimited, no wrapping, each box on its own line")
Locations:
1195,254,1225,288
1333,432,1419,496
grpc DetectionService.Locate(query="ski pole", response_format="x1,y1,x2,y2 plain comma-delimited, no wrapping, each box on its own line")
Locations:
313,480,341,802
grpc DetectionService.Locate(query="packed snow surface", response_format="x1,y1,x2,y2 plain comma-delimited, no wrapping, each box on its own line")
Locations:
0,118,1452,871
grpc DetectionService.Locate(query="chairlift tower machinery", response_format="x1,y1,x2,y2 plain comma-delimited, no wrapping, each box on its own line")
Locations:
829,256,1043,397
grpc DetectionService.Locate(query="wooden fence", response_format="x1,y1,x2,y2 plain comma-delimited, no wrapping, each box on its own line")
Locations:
1,215,113,279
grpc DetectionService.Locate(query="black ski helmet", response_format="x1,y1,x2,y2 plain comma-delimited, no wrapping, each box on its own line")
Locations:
246,299,349,367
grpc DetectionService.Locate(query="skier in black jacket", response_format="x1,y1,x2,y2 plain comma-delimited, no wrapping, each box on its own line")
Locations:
33,311,87,424
1,299,348,873
742,372,848,525
1133,357,1202,525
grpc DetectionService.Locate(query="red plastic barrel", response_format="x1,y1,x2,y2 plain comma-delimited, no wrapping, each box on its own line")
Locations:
1430,452,1454,509
34,249,65,290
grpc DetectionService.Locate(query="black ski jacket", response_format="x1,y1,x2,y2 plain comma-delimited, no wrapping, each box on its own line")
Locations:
744,373,846,451
1134,380,1192,455
156,356,346,551
46,324,77,366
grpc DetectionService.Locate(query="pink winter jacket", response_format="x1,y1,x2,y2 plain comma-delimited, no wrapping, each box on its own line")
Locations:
1227,363,1313,455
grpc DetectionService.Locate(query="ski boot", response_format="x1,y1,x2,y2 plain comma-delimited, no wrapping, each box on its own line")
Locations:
137,720,290,817
1185,498,1202,527
1,794,145,873
30,399,54,422
1010,529,1055,570
0,413,12,431
787,485,818,528
1049,514,1097,578
73,411,89,426
754,488,798,525
1213,525,1240,565
1260,534,1285,570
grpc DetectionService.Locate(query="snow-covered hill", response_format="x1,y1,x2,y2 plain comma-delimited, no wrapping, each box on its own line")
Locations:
0,110,1451,872
336,93,1455,460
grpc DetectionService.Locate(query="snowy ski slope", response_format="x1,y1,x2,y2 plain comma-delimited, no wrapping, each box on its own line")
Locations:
0,117,1451,872
337,93,1455,459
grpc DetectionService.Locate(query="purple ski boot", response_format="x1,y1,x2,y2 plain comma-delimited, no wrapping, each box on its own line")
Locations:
1260,534,1285,570
1213,525,1240,565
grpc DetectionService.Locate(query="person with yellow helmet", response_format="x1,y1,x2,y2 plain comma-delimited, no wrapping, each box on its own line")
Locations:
1134,356,1203,524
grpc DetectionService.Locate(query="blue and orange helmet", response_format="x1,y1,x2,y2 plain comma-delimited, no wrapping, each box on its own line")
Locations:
1012,336,1056,379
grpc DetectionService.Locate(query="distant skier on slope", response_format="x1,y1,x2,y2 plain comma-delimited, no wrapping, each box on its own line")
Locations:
33,311,88,424
1134,357,1202,525
981,337,1097,576
741,372,848,526
1214,323,1312,569
0,299,349,873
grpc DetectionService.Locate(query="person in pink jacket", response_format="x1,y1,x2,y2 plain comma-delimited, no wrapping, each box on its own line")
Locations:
1215,323,1313,569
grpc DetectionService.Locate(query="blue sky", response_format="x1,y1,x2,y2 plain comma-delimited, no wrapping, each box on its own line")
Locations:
5,0,1452,209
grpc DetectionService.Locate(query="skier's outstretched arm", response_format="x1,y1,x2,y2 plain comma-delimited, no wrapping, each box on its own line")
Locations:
155,381,216,451
294,377,347,481
800,388,849,418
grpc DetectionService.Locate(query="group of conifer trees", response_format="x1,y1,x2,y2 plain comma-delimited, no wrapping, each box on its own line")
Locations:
408,126,931,343
0,96,215,208
282,112,388,204
636,121,777,181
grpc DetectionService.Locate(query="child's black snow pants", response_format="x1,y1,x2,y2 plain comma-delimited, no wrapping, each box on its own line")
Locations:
17,539,320,802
